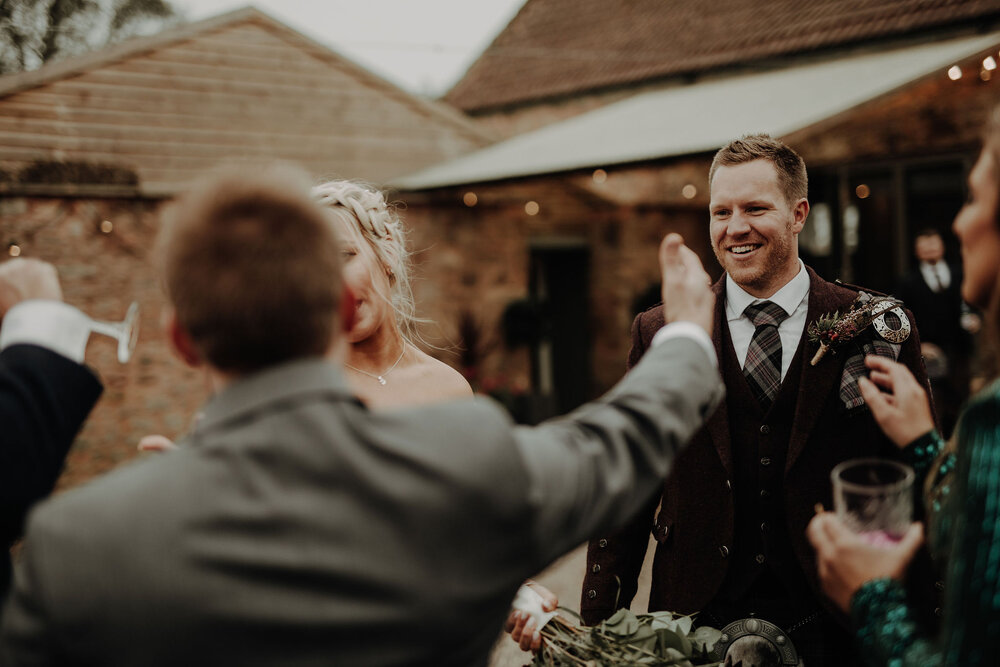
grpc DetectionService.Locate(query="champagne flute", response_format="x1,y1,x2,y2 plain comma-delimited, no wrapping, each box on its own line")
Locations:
89,301,140,363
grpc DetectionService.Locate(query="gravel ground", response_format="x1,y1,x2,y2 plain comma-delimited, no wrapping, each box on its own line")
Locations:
488,537,657,666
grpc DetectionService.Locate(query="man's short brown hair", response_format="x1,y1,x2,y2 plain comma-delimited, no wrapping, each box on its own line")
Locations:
157,164,343,374
709,134,808,204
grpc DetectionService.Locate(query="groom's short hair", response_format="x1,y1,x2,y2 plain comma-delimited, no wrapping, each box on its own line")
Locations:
157,163,344,374
709,134,808,205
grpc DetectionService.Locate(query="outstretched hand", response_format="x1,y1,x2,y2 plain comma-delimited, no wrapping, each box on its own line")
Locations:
857,355,935,448
659,233,713,335
807,512,924,613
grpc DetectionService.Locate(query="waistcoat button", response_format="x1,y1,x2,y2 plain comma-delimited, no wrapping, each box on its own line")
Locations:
587,589,598,600
719,545,729,558
598,538,608,548
760,489,771,499
760,424,771,435
592,564,601,574
760,457,772,466
755,553,766,564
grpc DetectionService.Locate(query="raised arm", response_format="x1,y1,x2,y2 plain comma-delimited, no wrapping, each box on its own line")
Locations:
513,235,721,568
0,260,102,549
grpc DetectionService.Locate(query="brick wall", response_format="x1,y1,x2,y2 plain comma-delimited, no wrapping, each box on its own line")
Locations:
2,194,206,490
399,179,709,397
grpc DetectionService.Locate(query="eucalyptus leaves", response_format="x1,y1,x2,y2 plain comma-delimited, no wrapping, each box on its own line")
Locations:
527,608,722,666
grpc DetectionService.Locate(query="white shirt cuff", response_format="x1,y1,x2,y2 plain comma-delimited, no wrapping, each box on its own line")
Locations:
0,300,91,363
651,321,717,369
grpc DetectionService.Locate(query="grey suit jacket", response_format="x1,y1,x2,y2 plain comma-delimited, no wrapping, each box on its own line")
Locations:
0,335,722,667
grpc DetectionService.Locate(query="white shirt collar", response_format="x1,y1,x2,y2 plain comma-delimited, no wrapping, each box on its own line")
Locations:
725,260,809,322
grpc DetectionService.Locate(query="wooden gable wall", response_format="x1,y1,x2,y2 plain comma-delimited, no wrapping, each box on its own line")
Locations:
0,16,487,194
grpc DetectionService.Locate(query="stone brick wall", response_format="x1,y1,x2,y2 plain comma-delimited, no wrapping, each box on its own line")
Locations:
1,194,206,490
399,179,709,398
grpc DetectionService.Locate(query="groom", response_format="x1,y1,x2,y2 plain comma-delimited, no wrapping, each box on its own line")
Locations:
575,135,936,666
0,164,723,666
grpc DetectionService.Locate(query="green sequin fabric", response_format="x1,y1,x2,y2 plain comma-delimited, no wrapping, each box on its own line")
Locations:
851,382,1000,666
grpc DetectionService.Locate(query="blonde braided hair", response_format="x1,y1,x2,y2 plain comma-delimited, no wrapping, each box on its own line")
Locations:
312,180,421,344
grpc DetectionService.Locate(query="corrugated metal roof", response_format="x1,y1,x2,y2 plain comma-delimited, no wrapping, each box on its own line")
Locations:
396,31,1000,190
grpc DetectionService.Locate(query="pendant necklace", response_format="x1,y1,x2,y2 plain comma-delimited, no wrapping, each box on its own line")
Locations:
345,345,406,386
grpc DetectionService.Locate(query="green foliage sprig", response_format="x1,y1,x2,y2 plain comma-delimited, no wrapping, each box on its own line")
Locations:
807,293,901,365
528,608,723,667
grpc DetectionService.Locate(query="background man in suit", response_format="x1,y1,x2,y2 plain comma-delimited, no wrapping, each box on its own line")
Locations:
511,135,932,666
0,164,724,666
0,259,103,602
896,228,978,437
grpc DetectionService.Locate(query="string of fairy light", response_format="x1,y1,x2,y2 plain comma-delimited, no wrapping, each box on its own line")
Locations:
462,51,999,213
851,51,997,202
7,217,114,257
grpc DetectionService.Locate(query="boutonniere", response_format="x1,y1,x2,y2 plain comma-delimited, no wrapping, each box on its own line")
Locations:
808,293,910,365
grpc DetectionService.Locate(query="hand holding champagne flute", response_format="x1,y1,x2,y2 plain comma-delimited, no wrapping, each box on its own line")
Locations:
0,258,139,364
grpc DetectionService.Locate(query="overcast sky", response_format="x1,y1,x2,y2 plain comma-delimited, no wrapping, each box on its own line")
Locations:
172,0,526,97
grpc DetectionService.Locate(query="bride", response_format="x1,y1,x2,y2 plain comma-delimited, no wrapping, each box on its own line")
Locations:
138,179,471,453
312,180,471,408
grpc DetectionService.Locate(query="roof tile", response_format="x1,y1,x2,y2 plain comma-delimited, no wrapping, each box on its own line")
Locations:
445,0,1000,111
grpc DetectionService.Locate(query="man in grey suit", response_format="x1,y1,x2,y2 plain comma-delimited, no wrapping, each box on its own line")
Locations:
0,164,722,666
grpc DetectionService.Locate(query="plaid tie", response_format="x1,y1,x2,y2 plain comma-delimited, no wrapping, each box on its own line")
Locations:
743,301,790,409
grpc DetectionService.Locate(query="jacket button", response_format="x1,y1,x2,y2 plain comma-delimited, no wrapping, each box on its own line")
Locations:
760,489,771,499
592,564,601,574
719,545,729,558
755,553,766,564
598,538,608,548
760,457,771,466
760,424,771,435
725,480,732,491
587,589,598,600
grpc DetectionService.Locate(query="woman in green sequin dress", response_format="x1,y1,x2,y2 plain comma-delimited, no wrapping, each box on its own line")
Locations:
807,106,1000,666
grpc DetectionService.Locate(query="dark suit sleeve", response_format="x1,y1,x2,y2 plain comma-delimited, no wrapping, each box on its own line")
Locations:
0,344,102,547
580,310,661,624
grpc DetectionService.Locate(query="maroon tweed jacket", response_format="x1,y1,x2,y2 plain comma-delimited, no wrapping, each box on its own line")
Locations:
581,266,936,628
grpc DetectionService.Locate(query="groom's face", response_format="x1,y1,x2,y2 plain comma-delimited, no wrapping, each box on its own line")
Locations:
709,159,807,298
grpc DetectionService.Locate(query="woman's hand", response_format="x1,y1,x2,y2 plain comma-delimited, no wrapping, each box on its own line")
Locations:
858,355,936,448
807,512,924,613
503,581,558,652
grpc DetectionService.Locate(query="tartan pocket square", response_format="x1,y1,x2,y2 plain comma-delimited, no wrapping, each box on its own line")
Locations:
840,339,900,409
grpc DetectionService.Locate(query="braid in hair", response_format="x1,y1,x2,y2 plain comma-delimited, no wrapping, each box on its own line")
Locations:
312,180,422,344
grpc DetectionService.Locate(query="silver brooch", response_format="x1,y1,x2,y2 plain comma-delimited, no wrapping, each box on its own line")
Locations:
872,307,911,344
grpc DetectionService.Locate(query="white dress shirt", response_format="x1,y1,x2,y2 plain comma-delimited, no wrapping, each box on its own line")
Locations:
919,261,951,292
725,261,810,381
0,300,91,362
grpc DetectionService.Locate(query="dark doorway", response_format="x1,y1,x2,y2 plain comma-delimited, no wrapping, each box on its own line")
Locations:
904,163,966,268
808,158,970,291
530,244,592,415
847,169,896,293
